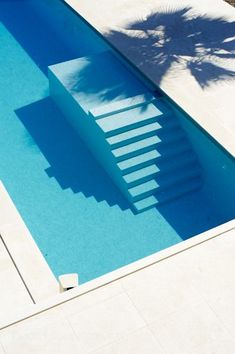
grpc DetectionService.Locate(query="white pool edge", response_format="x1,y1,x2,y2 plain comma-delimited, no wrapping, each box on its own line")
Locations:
0,191,234,331
0,181,59,304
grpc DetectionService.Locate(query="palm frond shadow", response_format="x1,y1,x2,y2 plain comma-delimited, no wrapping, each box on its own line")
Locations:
105,7,235,88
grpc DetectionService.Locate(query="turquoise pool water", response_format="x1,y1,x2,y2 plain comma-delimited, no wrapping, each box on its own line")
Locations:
0,0,233,283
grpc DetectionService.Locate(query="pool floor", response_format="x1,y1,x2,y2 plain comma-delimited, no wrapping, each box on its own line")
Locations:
0,0,227,283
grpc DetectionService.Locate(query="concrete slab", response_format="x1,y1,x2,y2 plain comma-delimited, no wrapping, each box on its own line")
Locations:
91,327,165,354
0,318,80,354
149,299,235,354
68,293,145,353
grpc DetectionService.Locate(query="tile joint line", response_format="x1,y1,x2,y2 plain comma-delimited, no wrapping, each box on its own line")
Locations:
0,234,36,304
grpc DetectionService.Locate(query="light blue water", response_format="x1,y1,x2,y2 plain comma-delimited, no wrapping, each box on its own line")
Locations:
0,0,232,283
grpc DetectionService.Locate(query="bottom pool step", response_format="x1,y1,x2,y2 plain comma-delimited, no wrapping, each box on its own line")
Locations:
133,177,202,212
133,195,159,213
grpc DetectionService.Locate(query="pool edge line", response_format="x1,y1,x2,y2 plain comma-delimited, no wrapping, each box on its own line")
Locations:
1,217,234,330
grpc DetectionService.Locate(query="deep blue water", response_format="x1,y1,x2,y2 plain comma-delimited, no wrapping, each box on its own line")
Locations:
0,0,229,283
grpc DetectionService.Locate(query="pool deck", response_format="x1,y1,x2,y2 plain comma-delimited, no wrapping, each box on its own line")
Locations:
66,0,235,157
0,0,235,352
0,223,235,353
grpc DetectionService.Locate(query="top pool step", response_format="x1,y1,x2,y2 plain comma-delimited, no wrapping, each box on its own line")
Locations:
96,102,165,136
89,93,156,119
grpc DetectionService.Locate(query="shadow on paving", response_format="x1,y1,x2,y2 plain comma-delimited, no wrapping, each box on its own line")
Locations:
105,6,235,88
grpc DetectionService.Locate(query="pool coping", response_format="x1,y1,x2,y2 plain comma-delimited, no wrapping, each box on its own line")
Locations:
0,181,59,304
0,199,234,330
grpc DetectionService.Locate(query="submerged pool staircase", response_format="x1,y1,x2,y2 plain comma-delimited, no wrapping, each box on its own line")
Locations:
49,51,202,213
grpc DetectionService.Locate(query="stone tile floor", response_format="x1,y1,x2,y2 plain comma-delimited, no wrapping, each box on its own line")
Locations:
0,228,234,354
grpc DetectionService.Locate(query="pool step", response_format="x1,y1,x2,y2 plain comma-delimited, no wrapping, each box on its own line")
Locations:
96,102,165,136
123,154,198,187
117,139,192,174
89,93,156,119
133,177,202,212
49,52,203,214
106,116,178,149
128,164,201,201
94,91,203,213
133,195,159,213
124,164,160,186
112,128,185,161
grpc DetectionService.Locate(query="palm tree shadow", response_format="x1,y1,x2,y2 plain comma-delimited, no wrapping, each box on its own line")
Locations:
105,6,235,88
15,97,129,210
63,51,157,113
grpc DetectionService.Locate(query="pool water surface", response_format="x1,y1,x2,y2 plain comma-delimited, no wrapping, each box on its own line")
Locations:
0,0,231,283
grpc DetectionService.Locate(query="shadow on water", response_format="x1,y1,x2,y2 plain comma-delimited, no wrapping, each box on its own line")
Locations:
0,0,152,105
15,97,129,210
15,96,230,239
155,192,228,241
0,0,95,75
64,51,155,110
15,96,226,238
105,6,235,88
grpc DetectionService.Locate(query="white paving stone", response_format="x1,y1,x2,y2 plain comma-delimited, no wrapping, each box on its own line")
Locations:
0,342,5,354
121,257,203,324
180,230,235,337
68,293,145,353
207,286,235,338
60,281,124,317
149,299,235,354
90,327,165,354
175,230,235,304
0,318,80,354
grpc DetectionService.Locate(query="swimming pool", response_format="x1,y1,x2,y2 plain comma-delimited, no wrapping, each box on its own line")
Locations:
0,0,234,284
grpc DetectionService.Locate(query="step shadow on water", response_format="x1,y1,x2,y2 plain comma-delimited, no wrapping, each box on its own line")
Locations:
15,97,129,210
15,97,230,239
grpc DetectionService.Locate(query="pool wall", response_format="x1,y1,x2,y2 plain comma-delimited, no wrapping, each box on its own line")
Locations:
48,65,128,195
29,0,108,56
171,103,235,221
